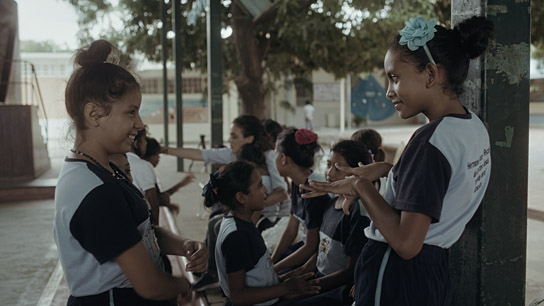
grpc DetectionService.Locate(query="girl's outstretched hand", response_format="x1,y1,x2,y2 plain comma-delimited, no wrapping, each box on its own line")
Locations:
284,272,321,298
300,176,359,198
334,161,392,182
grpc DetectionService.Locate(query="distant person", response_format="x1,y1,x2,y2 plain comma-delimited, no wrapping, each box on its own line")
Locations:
143,137,195,215
301,16,493,305
54,39,207,305
303,100,315,130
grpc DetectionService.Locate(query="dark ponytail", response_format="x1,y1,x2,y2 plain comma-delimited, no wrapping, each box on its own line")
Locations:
276,128,321,169
351,128,385,162
233,115,273,151
202,161,255,210
65,40,140,132
389,16,493,95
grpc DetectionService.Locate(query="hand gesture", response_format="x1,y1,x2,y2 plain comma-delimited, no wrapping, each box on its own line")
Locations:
284,271,320,298
334,161,391,182
182,240,208,273
300,176,360,199
179,173,196,187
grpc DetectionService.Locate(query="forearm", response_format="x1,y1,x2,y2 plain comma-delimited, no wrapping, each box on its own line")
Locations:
274,240,316,272
163,147,203,161
272,217,298,263
116,242,191,300
165,183,182,196
316,266,354,292
154,226,190,255
355,178,429,259
264,188,288,207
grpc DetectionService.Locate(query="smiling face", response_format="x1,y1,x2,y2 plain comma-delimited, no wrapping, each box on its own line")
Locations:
229,124,254,154
96,88,144,155
326,152,350,182
384,49,431,120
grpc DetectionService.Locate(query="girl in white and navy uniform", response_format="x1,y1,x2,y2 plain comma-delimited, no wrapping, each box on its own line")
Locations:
271,129,331,273
202,161,320,305
302,16,493,305
292,140,374,306
54,40,207,306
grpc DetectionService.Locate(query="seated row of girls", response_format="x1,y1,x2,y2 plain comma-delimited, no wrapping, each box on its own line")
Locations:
203,160,320,306
54,39,207,305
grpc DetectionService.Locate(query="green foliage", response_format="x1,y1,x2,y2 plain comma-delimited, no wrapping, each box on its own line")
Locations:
532,0,544,59
64,0,452,115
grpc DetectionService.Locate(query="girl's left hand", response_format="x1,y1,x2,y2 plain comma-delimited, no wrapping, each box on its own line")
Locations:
300,176,359,198
182,240,208,273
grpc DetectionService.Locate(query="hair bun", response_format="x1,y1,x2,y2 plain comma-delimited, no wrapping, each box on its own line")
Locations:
454,16,494,60
75,40,118,67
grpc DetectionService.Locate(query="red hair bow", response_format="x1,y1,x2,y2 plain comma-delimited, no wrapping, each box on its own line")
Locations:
295,129,318,145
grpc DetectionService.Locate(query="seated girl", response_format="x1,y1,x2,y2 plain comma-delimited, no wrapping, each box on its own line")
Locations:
272,129,330,273
288,140,373,305
203,161,320,305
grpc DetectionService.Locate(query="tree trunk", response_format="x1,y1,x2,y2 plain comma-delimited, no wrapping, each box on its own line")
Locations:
231,0,266,119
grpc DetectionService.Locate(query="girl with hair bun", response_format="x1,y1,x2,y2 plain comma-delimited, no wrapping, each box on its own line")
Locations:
272,129,330,273
54,40,207,305
203,161,320,305
302,16,493,305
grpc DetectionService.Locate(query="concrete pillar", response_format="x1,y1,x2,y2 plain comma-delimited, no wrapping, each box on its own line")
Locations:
450,0,529,305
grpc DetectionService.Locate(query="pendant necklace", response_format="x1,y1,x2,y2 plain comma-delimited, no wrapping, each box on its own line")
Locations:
71,149,116,177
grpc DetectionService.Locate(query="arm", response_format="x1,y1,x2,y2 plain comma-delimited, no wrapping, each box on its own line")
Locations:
354,178,431,260
162,147,203,161
264,188,289,208
145,188,160,225
227,270,319,305
274,227,320,272
271,215,299,263
302,178,430,260
115,241,191,300
154,226,208,273
315,255,358,292
164,173,196,195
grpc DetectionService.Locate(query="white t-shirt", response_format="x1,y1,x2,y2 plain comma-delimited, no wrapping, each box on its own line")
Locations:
126,152,157,194
304,104,315,121
365,109,491,248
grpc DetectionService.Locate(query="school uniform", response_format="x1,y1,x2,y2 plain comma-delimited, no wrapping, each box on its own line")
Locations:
215,216,279,306
354,108,491,305
54,159,168,306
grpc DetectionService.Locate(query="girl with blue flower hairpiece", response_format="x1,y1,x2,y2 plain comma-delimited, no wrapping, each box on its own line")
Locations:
300,16,494,305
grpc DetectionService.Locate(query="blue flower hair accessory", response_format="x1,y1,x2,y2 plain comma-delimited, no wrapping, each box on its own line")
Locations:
398,17,437,65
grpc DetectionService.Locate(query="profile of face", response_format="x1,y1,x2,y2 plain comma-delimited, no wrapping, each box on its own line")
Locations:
274,143,287,177
239,169,267,212
384,49,430,120
229,124,254,154
326,152,350,183
110,153,133,182
95,89,144,154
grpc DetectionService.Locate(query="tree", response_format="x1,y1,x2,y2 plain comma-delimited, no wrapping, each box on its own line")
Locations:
20,40,72,53
65,0,449,119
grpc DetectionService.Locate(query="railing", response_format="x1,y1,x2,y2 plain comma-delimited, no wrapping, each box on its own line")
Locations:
0,59,49,144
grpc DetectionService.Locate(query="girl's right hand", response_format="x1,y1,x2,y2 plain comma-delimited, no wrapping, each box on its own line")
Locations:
285,272,320,297
334,161,392,182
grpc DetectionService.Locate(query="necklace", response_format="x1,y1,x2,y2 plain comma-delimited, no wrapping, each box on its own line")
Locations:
71,149,116,177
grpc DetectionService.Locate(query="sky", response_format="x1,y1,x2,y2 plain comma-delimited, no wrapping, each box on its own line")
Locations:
16,0,80,49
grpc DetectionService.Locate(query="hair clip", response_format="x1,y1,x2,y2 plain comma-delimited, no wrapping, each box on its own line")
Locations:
399,17,437,65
